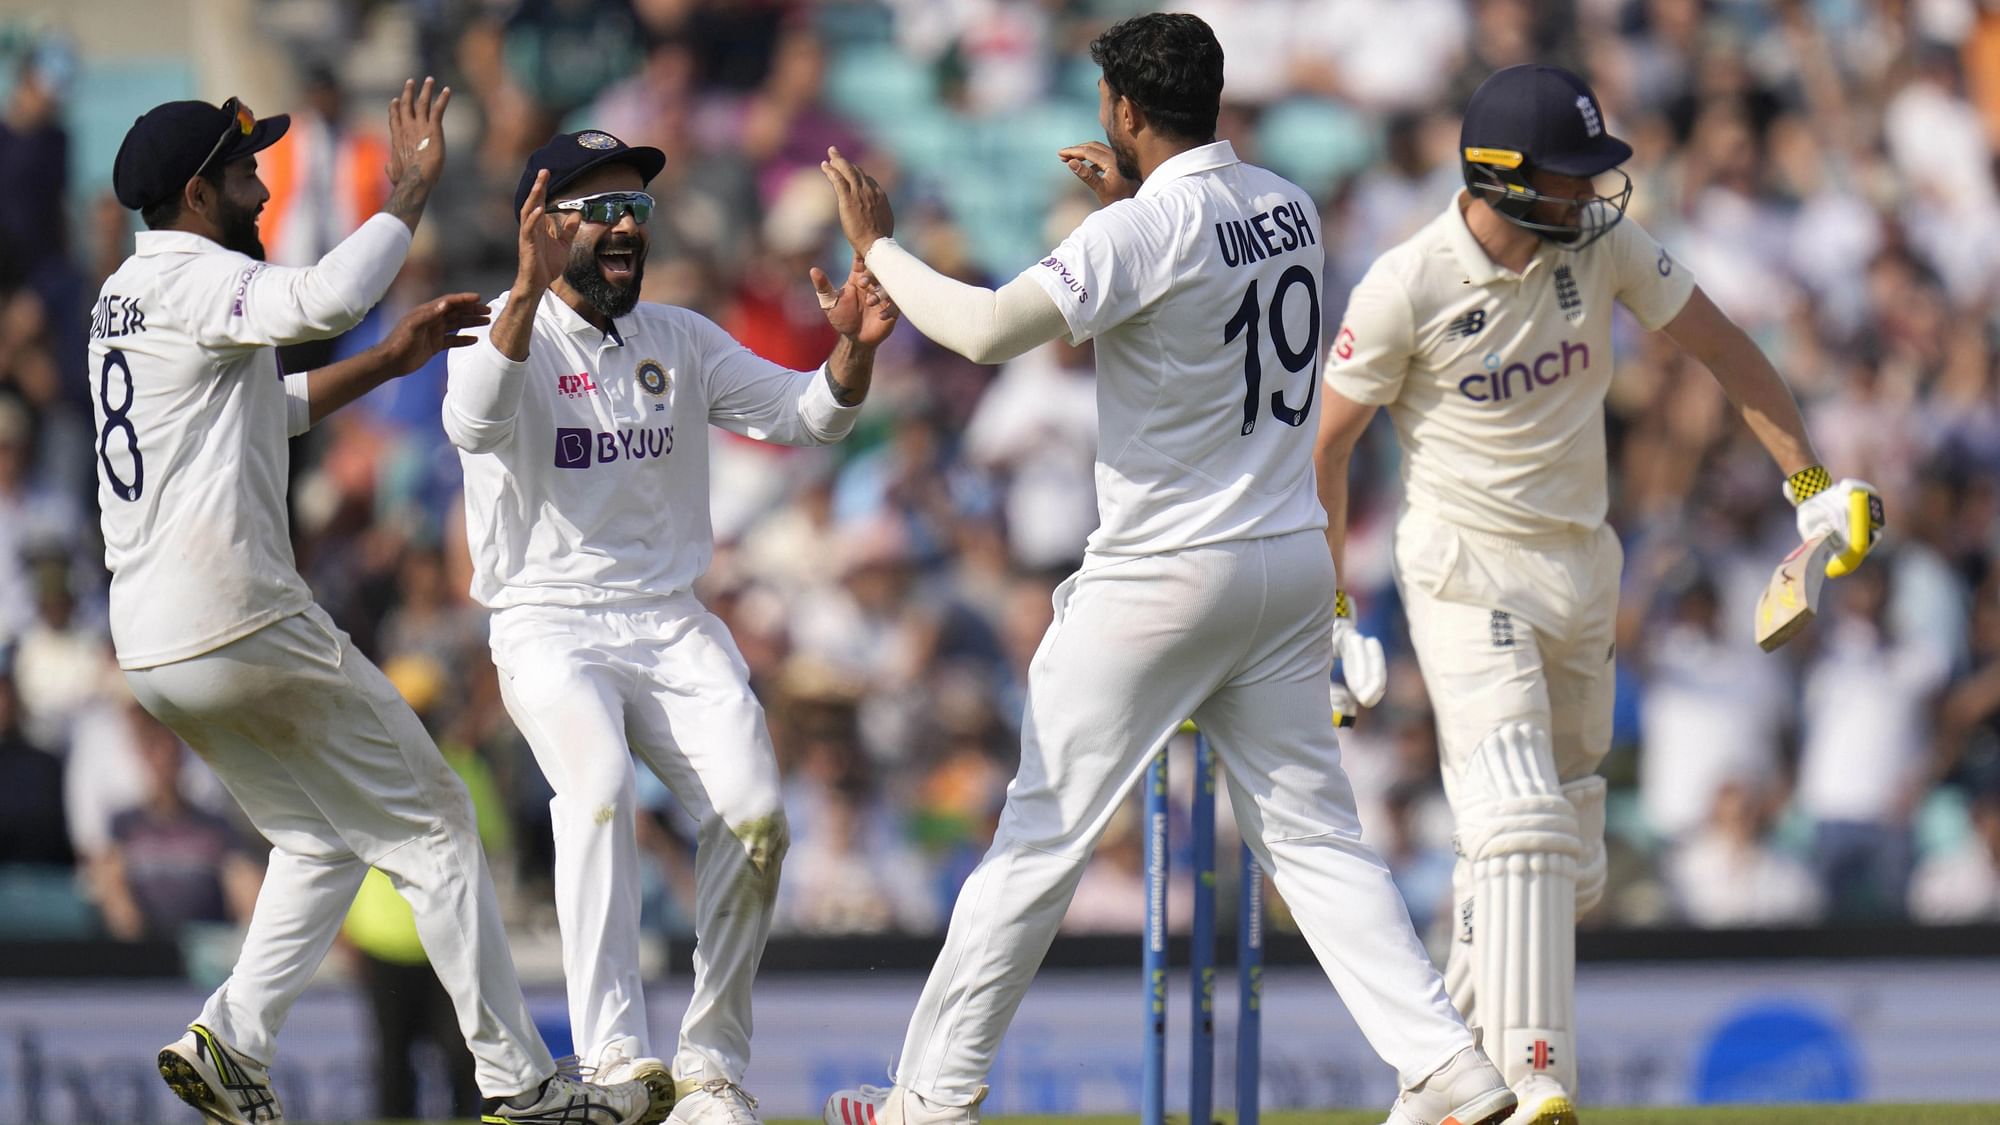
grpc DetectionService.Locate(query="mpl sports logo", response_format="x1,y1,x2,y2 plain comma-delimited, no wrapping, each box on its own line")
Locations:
557,371,598,399
1457,339,1590,404
554,425,675,468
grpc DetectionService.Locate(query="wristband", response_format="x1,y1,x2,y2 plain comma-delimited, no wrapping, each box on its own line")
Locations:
1783,465,1831,506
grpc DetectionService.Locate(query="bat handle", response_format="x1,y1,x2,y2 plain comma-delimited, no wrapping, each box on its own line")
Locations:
1825,489,1872,578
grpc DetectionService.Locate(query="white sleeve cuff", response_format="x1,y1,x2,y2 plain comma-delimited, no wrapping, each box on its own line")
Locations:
283,371,313,436
797,363,862,442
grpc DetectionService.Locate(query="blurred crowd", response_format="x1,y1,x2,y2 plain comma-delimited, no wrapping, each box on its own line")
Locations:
6,0,2000,972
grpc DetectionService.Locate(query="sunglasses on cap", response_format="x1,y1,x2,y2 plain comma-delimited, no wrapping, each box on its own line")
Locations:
197,96,257,177
551,191,655,226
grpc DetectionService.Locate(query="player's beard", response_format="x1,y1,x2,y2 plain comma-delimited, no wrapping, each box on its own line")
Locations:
564,232,646,320
1109,135,1141,182
217,196,266,260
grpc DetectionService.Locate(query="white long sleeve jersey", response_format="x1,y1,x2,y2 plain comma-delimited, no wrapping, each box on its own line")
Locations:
444,289,860,609
88,214,412,669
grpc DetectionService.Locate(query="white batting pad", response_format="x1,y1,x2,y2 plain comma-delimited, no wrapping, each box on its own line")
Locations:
1455,723,1581,1094
1563,775,1608,917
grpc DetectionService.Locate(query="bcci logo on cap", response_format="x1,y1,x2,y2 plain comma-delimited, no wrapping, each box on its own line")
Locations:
577,131,619,151
636,359,670,396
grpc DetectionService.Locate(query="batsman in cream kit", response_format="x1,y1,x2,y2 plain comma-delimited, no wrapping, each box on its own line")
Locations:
445,129,897,1125
1316,65,1886,1125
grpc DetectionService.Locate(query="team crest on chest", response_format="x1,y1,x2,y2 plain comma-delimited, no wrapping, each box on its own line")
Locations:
636,359,671,397
1554,265,1583,323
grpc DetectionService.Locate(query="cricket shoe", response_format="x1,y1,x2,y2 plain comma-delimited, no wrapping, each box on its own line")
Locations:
1504,1075,1578,1125
1383,1045,1516,1125
587,1037,675,1119
668,1078,762,1125
822,1083,986,1125
482,1072,665,1124
158,1024,282,1124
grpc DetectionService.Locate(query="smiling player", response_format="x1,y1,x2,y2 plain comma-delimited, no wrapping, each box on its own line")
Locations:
443,129,897,1125
1314,64,1885,1125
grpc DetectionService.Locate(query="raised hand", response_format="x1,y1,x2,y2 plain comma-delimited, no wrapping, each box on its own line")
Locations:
819,146,894,256
514,169,572,296
385,76,452,230
377,292,490,376
812,254,899,348
1058,141,1137,207
386,76,451,192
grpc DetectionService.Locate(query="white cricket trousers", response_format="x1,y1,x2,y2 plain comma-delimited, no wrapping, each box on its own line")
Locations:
489,594,784,1086
895,530,1474,1105
124,605,554,1098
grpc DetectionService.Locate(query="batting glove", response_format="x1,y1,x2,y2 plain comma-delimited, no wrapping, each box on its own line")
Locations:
1330,588,1386,727
1786,467,1886,573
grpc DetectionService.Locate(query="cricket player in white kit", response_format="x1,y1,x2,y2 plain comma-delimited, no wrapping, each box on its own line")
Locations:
94,83,661,1125
1316,66,1886,1125
443,130,898,1125
818,15,1515,1125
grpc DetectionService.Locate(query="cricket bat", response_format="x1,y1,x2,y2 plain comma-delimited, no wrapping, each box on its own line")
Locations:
1754,489,1878,652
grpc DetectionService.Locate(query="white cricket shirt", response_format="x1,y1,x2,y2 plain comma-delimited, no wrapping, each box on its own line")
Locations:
444,289,860,609
89,214,412,668
1022,141,1329,559
1324,194,1694,538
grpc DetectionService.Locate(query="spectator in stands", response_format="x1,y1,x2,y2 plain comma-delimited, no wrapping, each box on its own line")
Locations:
88,709,262,940
1908,774,2000,924
1797,558,1951,920
257,66,388,268
0,659,70,867
1636,568,1790,844
1666,779,1824,928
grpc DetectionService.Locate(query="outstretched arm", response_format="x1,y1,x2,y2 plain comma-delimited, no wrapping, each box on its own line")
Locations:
289,293,489,432
821,146,1068,364
1664,284,1884,559
1662,285,1817,475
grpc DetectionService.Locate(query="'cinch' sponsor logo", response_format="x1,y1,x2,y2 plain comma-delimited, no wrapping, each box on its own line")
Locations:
1457,340,1590,403
554,425,674,468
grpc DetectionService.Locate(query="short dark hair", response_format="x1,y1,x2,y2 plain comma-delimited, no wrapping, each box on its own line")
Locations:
140,168,223,231
1089,13,1224,144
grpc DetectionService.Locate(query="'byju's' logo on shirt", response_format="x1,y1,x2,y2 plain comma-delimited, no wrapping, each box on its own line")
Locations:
1457,340,1590,403
554,425,675,468
1038,256,1087,304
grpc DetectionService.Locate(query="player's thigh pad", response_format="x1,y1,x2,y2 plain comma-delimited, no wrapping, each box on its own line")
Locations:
1455,720,1581,1091
1562,775,1607,916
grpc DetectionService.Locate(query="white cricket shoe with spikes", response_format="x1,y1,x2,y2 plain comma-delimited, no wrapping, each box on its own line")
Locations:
481,1071,664,1125
157,1024,283,1125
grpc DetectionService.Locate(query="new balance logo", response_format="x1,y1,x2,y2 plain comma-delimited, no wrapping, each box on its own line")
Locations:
1444,308,1487,341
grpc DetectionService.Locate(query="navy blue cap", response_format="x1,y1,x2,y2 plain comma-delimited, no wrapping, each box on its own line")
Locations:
112,99,290,212
1461,64,1631,178
515,130,667,214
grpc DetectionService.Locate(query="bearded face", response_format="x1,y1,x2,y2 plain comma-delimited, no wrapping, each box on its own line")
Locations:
562,220,647,320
